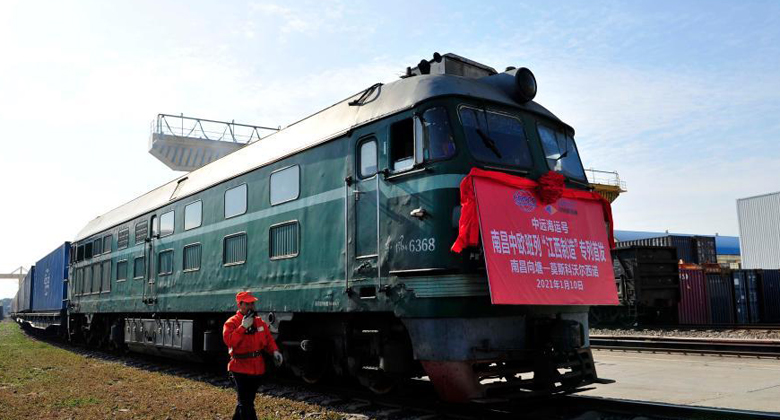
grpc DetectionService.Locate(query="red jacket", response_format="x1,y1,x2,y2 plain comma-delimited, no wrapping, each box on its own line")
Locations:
222,311,280,375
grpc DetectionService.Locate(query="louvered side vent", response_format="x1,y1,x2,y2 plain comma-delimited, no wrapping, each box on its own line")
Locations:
118,228,130,249
270,221,299,259
135,222,148,243
85,266,92,294
224,233,247,265
102,261,111,292
91,264,101,294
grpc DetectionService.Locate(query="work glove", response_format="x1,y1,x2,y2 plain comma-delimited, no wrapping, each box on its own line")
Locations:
273,350,284,366
241,315,254,329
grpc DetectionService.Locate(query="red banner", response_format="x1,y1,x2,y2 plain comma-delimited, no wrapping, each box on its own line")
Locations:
452,168,618,306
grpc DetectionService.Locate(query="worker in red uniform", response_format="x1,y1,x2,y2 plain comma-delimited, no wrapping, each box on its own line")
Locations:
223,291,283,420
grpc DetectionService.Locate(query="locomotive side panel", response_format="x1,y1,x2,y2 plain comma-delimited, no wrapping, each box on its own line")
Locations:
71,138,349,315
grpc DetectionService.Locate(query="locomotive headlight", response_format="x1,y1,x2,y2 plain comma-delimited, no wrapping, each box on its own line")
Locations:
514,67,537,103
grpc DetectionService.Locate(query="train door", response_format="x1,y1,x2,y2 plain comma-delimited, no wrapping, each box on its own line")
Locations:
346,135,380,297
144,214,158,304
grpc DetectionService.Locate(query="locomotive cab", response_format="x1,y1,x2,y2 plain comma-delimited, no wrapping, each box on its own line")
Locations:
345,58,604,401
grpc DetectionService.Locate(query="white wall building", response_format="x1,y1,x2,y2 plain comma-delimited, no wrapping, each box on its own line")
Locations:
737,191,780,269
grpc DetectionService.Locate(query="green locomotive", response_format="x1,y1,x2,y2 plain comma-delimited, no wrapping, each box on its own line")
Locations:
68,53,602,402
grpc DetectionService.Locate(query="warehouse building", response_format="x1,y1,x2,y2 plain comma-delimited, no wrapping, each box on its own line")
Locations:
737,191,780,269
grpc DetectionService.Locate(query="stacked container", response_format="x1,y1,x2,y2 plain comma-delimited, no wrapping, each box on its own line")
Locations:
758,269,780,322
677,266,708,324
692,236,717,264
617,235,717,265
703,265,735,324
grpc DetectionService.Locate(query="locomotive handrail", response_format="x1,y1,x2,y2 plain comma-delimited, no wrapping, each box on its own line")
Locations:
151,113,279,144
585,168,627,190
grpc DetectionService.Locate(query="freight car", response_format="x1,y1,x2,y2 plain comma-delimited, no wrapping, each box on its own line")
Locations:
590,246,679,325
18,53,617,402
13,243,70,333
16,267,35,314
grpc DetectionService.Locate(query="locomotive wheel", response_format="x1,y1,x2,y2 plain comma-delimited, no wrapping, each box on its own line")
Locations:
300,354,329,384
358,371,397,395
301,365,326,384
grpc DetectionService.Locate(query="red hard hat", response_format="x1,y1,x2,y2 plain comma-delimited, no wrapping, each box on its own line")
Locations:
235,291,258,304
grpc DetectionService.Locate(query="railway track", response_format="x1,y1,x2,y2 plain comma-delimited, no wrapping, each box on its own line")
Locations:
594,323,780,331
591,334,780,357
19,326,780,419
647,323,780,331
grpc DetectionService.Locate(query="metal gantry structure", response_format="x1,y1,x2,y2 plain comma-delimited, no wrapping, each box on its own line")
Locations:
0,266,26,281
149,113,280,172
586,168,627,203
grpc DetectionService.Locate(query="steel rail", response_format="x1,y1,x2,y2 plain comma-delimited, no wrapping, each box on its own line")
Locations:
641,323,780,330
591,334,780,357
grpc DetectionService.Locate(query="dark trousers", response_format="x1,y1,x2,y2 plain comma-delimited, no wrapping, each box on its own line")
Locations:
230,371,264,420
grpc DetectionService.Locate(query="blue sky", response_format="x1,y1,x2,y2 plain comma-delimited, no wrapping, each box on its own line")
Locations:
1,1,779,297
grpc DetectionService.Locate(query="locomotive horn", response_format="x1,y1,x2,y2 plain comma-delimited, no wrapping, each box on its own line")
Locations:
418,59,431,75
514,67,537,103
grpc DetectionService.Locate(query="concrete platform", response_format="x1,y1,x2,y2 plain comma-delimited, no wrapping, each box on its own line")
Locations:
584,349,780,413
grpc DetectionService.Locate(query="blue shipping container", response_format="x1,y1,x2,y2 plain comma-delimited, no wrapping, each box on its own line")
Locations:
732,270,749,323
732,270,762,323
745,270,761,323
706,272,735,324
19,266,35,312
32,242,70,312
759,270,780,322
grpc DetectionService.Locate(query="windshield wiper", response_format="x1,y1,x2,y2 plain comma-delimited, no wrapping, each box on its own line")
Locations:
476,128,502,159
553,137,570,162
553,150,569,162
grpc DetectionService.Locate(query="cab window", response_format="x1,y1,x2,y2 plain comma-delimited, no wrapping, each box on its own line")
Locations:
159,210,174,237
389,118,414,171
420,107,456,161
537,124,587,181
459,106,532,169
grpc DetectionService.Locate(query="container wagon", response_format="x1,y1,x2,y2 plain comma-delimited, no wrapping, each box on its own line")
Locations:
15,243,70,333
18,266,35,313
590,245,678,325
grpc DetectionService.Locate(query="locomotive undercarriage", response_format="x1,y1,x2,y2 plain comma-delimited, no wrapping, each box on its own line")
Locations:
65,310,598,403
